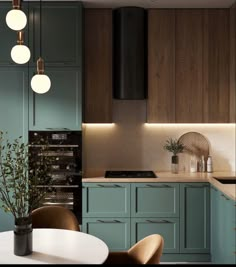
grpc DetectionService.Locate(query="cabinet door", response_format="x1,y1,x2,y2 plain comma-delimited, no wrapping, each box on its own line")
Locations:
203,10,230,123
224,195,236,264
84,9,113,123
29,68,82,131
29,2,82,66
0,67,28,232
147,9,175,123
83,183,130,217
131,183,179,217
175,10,204,123
82,218,130,251
131,218,179,253
180,183,210,253
211,186,218,263
0,3,29,66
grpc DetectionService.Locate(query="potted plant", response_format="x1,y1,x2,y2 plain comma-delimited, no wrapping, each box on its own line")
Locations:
163,138,185,173
0,131,53,256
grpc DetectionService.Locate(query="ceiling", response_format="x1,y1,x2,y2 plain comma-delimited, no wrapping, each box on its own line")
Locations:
2,0,235,8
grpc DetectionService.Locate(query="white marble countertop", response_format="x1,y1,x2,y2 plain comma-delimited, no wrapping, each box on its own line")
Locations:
82,171,236,200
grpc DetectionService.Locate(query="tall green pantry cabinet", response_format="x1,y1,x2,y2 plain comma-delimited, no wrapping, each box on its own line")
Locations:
0,1,83,231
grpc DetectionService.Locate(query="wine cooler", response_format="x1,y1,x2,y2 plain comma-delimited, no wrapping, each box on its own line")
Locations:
29,131,82,223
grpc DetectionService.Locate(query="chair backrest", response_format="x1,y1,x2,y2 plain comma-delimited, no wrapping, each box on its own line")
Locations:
32,206,80,231
128,234,164,264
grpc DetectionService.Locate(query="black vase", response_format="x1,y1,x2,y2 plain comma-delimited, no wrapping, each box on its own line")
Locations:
14,217,33,256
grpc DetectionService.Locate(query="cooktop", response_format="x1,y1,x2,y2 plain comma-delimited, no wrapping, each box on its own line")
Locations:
105,170,157,178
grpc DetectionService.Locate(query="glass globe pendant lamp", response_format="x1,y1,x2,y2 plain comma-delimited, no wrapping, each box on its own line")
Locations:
31,0,51,94
11,31,31,64
31,58,51,94
6,0,27,31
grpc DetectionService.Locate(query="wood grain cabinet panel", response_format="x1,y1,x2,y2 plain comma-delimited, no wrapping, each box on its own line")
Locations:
175,10,204,123
84,9,113,123
230,5,236,123
203,10,230,123
147,10,175,123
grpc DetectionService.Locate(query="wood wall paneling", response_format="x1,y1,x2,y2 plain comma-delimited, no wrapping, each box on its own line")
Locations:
230,4,236,122
147,10,175,123
84,9,112,123
175,10,204,123
204,10,230,123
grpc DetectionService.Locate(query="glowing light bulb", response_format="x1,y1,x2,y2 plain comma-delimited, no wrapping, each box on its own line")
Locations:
6,9,27,31
11,44,31,64
31,74,51,94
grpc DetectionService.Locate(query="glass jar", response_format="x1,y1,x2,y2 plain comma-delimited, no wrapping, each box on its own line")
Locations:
171,155,179,174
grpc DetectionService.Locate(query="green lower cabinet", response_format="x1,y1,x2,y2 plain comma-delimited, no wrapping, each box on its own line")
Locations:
180,183,210,254
131,183,179,217
83,183,130,217
211,186,236,264
131,218,179,253
82,218,130,251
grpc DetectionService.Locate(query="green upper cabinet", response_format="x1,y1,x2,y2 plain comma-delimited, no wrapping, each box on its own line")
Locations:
0,3,29,66
131,183,179,217
29,2,83,67
180,183,210,254
29,68,82,130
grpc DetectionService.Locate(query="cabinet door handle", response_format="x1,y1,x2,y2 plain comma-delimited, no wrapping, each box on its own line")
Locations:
146,220,172,224
97,184,121,188
146,184,170,188
187,185,208,188
97,220,121,223
46,128,71,130
221,194,229,200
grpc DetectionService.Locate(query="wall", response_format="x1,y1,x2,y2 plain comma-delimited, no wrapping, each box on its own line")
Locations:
83,101,236,177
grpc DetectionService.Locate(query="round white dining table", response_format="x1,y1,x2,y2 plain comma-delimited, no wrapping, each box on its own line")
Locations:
0,228,109,264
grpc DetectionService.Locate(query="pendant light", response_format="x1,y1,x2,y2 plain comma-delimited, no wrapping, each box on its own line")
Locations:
11,31,31,64
6,0,27,31
31,0,51,94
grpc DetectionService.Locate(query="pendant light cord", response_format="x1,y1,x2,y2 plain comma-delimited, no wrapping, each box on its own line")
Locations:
39,0,42,57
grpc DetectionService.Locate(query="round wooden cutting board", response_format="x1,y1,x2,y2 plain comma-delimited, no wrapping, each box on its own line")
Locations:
178,132,209,172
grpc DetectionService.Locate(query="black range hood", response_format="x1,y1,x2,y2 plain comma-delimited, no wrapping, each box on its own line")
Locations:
113,7,147,100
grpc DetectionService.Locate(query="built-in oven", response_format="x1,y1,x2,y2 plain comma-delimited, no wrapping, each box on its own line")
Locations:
29,131,82,223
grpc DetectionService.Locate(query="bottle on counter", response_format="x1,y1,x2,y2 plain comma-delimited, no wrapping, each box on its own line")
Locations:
200,155,205,172
190,155,197,173
207,155,213,173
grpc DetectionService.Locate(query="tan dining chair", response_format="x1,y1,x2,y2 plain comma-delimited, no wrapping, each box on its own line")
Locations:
32,206,80,231
104,234,164,264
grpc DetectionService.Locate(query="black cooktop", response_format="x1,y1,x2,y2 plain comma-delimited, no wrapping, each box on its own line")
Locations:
105,170,157,178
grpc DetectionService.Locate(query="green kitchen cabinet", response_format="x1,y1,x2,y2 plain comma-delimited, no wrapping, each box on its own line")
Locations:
29,68,82,131
0,3,29,66
0,67,28,232
180,183,210,253
131,183,179,217
211,186,236,264
0,68,28,141
82,218,130,251
83,183,130,217
29,2,83,67
131,218,180,253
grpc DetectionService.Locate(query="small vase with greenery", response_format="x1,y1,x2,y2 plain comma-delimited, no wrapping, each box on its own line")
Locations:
0,132,53,256
163,138,185,174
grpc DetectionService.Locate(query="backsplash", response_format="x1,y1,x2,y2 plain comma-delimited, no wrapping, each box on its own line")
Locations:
83,101,235,177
